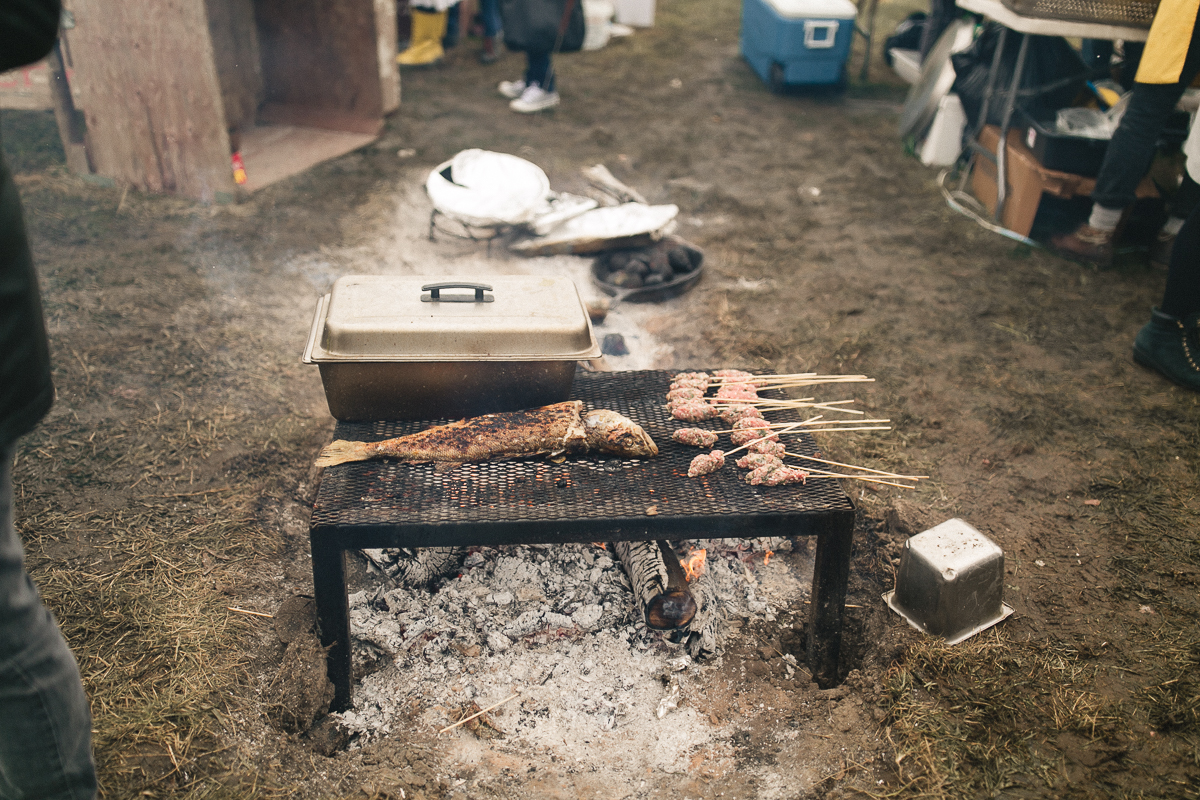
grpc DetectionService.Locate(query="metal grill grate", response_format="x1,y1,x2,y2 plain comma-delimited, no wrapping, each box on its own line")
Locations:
311,370,853,530
999,0,1158,27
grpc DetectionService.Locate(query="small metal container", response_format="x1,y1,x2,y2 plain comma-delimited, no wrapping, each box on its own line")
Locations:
883,519,1014,644
302,276,602,420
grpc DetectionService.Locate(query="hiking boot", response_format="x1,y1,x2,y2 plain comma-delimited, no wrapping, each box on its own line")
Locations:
1048,223,1114,268
1133,307,1200,392
510,84,560,113
498,79,526,99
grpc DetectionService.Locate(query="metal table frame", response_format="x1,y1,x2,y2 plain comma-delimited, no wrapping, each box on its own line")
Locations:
308,370,858,711
955,0,1149,227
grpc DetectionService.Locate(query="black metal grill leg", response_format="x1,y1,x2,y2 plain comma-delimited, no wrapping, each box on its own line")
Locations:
311,529,353,711
807,513,854,688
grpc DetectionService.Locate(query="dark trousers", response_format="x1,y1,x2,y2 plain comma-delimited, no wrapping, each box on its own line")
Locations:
1091,21,1200,211
1162,201,1200,319
0,446,97,800
524,50,554,91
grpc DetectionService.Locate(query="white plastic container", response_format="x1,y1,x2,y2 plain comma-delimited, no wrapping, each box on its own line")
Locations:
583,0,615,49
612,0,655,27
919,92,967,166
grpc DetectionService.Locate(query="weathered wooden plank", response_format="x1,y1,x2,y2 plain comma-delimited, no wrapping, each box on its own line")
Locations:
65,0,235,201
205,0,263,136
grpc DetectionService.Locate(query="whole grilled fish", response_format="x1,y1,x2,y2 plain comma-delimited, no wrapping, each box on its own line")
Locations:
314,401,657,467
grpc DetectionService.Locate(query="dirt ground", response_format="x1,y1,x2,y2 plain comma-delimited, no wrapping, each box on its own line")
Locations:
4,0,1200,797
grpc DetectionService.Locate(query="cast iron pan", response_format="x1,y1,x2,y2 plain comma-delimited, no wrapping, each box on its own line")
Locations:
590,236,704,305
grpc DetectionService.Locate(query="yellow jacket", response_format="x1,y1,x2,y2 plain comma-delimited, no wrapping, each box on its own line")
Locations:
1136,0,1200,83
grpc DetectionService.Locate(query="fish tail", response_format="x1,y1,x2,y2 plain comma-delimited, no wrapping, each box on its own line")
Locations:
314,439,376,468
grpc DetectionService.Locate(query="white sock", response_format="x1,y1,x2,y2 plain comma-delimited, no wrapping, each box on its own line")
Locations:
1162,216,1185,236
1087,204,1123,232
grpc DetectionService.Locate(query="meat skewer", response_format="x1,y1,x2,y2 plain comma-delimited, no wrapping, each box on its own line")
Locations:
672,428,720,447
315,401,657,467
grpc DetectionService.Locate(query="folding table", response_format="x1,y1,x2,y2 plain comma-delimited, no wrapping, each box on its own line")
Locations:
955,0,1150,226
309,370,857,711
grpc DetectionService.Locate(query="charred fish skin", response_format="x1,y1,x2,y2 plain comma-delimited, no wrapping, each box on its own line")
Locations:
314,401,656,467
372,401,587,462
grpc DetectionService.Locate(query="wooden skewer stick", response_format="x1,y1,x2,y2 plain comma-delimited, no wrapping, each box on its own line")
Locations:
705,418,891,435
440,693,521,733
797,426,892,433
227,606,274,618
705,373,870,385
723,422,807,457
801,470,917,489
703,397,863,411
785,452,929,479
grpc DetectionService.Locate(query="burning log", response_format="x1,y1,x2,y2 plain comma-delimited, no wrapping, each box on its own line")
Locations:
612,541,697,630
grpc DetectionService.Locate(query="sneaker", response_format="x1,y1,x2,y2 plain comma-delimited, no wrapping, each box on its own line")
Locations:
1048,223,1115,269
1133,307,1200,391
510,84,560,113
498,79,526,99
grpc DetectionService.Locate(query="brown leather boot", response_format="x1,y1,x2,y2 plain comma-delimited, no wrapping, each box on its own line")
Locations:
1048,223,1115,268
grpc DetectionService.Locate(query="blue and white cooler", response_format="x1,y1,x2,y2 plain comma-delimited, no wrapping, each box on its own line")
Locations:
740,0,858,91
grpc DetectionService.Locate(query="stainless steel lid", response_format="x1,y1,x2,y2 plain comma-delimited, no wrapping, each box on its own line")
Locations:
303,275,602,362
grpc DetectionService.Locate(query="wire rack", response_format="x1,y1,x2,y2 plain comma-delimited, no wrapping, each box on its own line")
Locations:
311,370,853,533
999,0,1159,27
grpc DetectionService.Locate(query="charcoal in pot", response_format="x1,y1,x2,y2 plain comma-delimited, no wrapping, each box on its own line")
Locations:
608,270,643,288
644,273,666,286
608,252,631,271
626,258,651,277
649,250,670,274
668,247,693,273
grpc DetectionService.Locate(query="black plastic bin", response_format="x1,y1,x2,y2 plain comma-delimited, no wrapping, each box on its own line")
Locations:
1016,107,1109,177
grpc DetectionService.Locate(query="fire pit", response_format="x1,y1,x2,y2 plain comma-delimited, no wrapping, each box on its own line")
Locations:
309,370,856,710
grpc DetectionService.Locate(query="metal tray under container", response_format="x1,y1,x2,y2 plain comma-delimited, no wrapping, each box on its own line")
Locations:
302,276,602,421
999,0,1158,27
883,518,1014,644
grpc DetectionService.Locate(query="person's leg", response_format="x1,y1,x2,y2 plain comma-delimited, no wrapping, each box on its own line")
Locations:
443,1,460,49
1134,203,1200,389
479,0,501,62
1152,172,1200,266
0,446,97,800
1160,202,1200,320
511,50,559,111
524,50,551,89
1051,22,1200,265
397,5,448,66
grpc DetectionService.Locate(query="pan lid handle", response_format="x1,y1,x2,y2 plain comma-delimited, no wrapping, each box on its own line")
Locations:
421,282,495,303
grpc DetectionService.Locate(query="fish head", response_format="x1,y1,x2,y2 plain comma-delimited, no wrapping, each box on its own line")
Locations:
583,409,658,457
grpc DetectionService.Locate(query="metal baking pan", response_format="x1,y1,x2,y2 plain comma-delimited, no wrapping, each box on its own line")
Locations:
303,276,602,420
883,518,1014,645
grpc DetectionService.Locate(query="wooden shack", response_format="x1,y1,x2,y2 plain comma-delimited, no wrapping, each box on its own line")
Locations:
60,0,399,201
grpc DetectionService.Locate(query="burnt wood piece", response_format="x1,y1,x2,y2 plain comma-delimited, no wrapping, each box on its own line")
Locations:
613,541,697,631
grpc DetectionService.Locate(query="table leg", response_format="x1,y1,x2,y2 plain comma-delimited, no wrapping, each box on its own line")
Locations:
959,26,1009,196
310,530,354,712
994,32,1030,223
807,516,854,688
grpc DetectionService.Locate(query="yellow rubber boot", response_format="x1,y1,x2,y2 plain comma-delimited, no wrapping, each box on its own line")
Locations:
397,10,447,66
